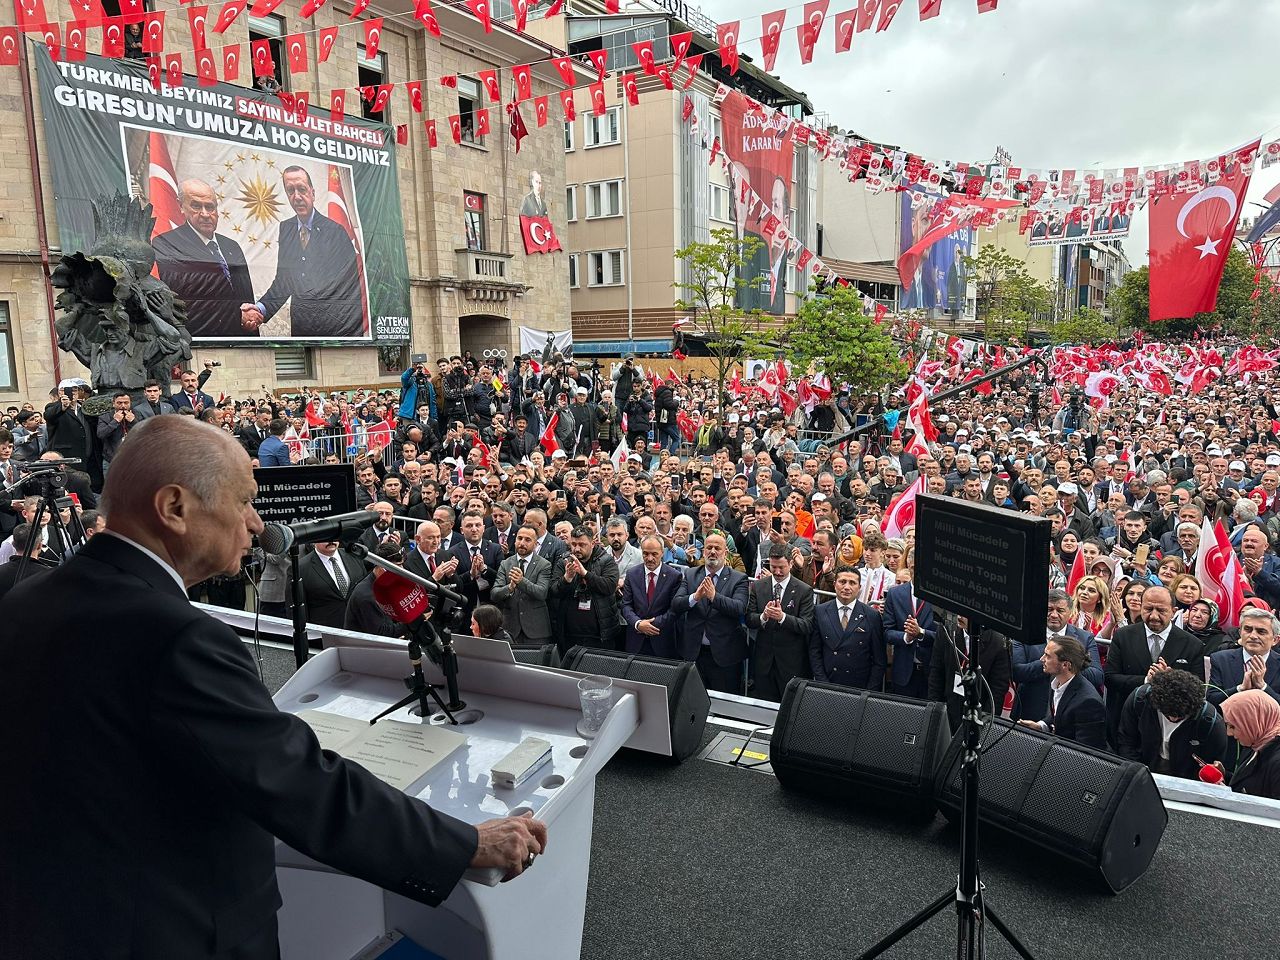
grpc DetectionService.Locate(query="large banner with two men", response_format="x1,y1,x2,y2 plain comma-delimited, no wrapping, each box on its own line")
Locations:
37,48,410,343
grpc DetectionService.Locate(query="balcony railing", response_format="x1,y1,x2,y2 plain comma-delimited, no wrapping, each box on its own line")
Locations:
456,248,513,284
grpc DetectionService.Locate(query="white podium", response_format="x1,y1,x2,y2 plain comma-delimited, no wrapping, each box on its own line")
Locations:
270,637,672,960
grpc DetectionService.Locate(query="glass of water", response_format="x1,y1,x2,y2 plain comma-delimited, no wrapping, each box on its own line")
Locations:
577,675,614,736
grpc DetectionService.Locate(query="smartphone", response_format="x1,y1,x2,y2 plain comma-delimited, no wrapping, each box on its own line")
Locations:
1134,544,1150,567
772,516,782,532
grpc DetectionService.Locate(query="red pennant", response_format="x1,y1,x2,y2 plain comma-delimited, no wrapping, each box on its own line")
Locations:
371,83,393,113
349,0,370,16
250,38,273,78
512,64,532,102
212,0,247,34
479,69,500,102
545,0,563,14
413,0,441,35
682,54,703,89
120,0,143,15
38,23,59,61
977,0,997,10
101,17,124,58
294,92,309,122
221,43,240,81
834,8,856,51
141,11,165,53
250,0,284,14
330,88,346,121
475,107,490,136
465,0,492,32
760,10,786,72
588,80,606,117
299,0,327,16
914,0,938,23
146,56,162,90
558,88,575,121
448,114,462,144
440,74,457,88
0,27,18,66
586,48,607,81
655,65,673,90
670,31,693,70
277,91,295,112
64,21,87,61
534,95,549,127
631,40,656,74
716,22,740,74
798,0,829,62
67,0,102,26
396,124,408,146
425,119,438,147
681,95,694,123
857,0,879,31
552,55,575,86
317,25,337,61
164,52,183,88
187,5,208,50
195,46,217,85
405,80,423,113
285,33,307,73
14,0,49,32
621,72,639,106
363,17,382,59
514,0,528,31
509,102,529,153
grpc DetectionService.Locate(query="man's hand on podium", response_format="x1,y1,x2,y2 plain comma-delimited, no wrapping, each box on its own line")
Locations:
473,811,548,881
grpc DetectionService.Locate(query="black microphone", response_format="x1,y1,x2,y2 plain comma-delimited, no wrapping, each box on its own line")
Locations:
258,511,376,557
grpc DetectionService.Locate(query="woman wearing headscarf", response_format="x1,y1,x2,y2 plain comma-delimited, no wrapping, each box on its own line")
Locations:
1184,599,1231,656
1218,691,1280,800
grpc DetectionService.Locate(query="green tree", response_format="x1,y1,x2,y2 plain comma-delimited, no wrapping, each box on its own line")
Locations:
1110,265,1150,331
963,245,1052,344
673,228,771,411
1118,247,1271,337
1050,307,1115,345
775,281,906,399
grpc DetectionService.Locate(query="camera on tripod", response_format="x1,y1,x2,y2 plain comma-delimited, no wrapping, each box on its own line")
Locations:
10,459,75,499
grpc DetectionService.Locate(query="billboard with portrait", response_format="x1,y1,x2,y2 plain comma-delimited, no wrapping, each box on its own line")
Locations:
719,90,795,315
899,187,974,313
36,47,410,344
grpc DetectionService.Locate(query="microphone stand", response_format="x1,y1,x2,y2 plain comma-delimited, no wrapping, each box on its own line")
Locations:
289,544,311,669
369,635,457,726
345,540,467,715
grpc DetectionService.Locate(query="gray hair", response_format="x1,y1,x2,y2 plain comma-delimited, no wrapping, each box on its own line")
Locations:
1177,521,1202,536
99,416,238,520
1239,606,1280,635
1145,469,1167,486
605,515,630,532
1234,499,1259,523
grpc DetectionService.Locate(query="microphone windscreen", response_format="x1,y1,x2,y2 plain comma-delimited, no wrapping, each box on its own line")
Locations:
372,571,431,623
1198,764,1225,785
258,522,294,558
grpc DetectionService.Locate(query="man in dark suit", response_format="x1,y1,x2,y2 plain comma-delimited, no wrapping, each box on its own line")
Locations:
169,368,216,415
490,525,553,645
239,407,272,458
882,580,936,699
449,510,502,616
809,567,886,690
671,532,748,693
1208,607,1280,707
244,165,364,338
1010,589,1105,722
928,615,1011,732
620,536,688,658
1017,636,1107,750
1103,585,1204,747
295,539,367,629
746,543,815,701
525,508,568,575
0,416,543,960
343,541,405,638
153,178,258,339
405,519,462,631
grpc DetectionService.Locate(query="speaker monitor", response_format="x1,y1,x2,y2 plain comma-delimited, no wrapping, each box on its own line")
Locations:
934,718,1167,893
509,643,560,668
771,680,950,818
560,647,710,762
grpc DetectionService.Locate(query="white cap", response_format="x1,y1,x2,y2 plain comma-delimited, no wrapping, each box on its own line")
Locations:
627,453,643,462
1265,454,1280,467
552,449,567,459
1058,482,1079,496
1230,460,1247,471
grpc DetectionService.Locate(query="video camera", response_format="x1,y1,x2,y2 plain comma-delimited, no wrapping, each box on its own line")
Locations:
7,458,80,500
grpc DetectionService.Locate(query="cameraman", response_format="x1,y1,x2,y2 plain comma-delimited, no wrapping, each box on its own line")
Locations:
612,354,638,404
399,360,438,423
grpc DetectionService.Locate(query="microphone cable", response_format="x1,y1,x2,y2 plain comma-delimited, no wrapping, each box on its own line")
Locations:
242,547,267,685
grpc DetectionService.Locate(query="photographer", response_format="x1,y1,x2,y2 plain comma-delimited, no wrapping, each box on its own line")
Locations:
612,354,638,405
653,377,680,454
399,360,438,423
623,384,653,451
441,357,470,426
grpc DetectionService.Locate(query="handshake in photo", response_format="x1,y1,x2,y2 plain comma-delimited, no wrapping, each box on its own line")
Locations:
240,303,265,332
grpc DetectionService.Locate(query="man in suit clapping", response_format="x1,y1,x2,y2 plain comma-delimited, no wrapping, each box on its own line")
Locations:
747,543,815,701
490,525,553,646
809,567,885,690
672,532,749,693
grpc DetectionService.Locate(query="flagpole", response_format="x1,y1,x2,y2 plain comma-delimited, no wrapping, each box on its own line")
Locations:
622,96,634,353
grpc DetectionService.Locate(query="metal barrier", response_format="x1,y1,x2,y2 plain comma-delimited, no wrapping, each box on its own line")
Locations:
291,429,395,467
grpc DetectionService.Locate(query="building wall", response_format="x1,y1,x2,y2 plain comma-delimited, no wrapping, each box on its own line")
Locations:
816,162,900,267
0,1,572,403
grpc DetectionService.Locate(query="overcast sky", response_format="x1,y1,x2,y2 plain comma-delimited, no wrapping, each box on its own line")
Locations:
697,0,1280,264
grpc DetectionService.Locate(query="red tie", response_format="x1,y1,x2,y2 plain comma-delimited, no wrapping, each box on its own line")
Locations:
428,555,436,573
647,571,656,603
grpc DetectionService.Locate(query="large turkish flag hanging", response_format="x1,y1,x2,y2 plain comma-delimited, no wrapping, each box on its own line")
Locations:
520,215,562,255
1149,141,1258,321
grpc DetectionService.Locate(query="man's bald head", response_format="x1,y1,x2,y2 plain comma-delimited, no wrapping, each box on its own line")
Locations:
178,179,219,240
101,416,243,520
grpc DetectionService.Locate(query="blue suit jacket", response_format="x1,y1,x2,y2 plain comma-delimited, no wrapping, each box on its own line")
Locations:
1010,625,1104,722
670,565,748,666
621,563,688,658
810,599,886,690
1250,553,1280,612
260,210,364,338
169,389,215,413
881,583,935,688
1048,673,1108,750
256,435,291,467
1208,647,1280,707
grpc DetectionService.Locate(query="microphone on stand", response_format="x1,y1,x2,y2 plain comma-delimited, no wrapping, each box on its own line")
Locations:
258,511,376,558
368,568,466,719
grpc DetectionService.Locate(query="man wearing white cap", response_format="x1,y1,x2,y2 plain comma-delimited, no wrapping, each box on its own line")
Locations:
1056,482,1096,541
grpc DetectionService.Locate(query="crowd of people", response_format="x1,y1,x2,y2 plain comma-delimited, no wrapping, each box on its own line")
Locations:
3,337,1280,802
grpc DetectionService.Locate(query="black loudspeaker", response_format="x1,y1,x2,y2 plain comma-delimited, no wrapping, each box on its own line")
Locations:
510,643,561,668
934,719,1167,893
561,647,709,762
771,680,950,818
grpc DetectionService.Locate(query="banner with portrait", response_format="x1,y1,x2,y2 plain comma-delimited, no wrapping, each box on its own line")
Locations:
718,90,795,315
899,187,977,313
36,47,410,343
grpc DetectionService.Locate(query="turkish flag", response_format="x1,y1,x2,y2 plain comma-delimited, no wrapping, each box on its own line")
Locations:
251,38,273,78
440,74,457,89
539,412,561,455
716,21,740,74
317,25,338,61
164,53,183,88
285,33,307,73
552,56,575,86
521,215,562,255
631,39,656,74
465,0,492,32
413,0,441,35
801,1,829,48
38,23,59,61
448,114,461,144
509,102,529,152
917,0,941,21
682,54,703,89
14,0,48,32
425,119,438,147
856,0,879,31
670,31,692,70
534,95,548,127
299,0,327,16
1149,143,1257,321
68,0,102,26
349,0,370,15
559,89,575,121
475,107,490,136
589,80,606,116
221,43,239,81
396,124,408,146
64,21,87,61
294,91,310,122
141,11,164,53
879,0,906,30
881,476,924,538
514,0,528,31
405,80,423,113
213,0,247,34
363,17,382,59
0,27,18,65
511,64,532,102
371,84,393,113
195,47,217,85
330,88,346,122
251,0,283,14
187,5,208,50
146,56,161,91
760,11,785,72
586,48,607,80
834,9,856,51
621,72,638,106
101,17,124,57
1196,519,1246,627
479,69,500,102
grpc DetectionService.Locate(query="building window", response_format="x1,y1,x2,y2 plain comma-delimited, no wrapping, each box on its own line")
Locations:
358,45,388,124
588,250,624,286
0,303,15,391
565,185,578,222
273,346,312,380
584,107,621,147
568,254,580,289
586,179,623,219
248,14,287,93
464,192,486,250
564,120,575,152
711,114,722,147
709,183,730,223
457,76,485,146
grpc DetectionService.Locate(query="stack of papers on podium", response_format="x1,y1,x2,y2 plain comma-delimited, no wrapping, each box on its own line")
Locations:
298,711,466,790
